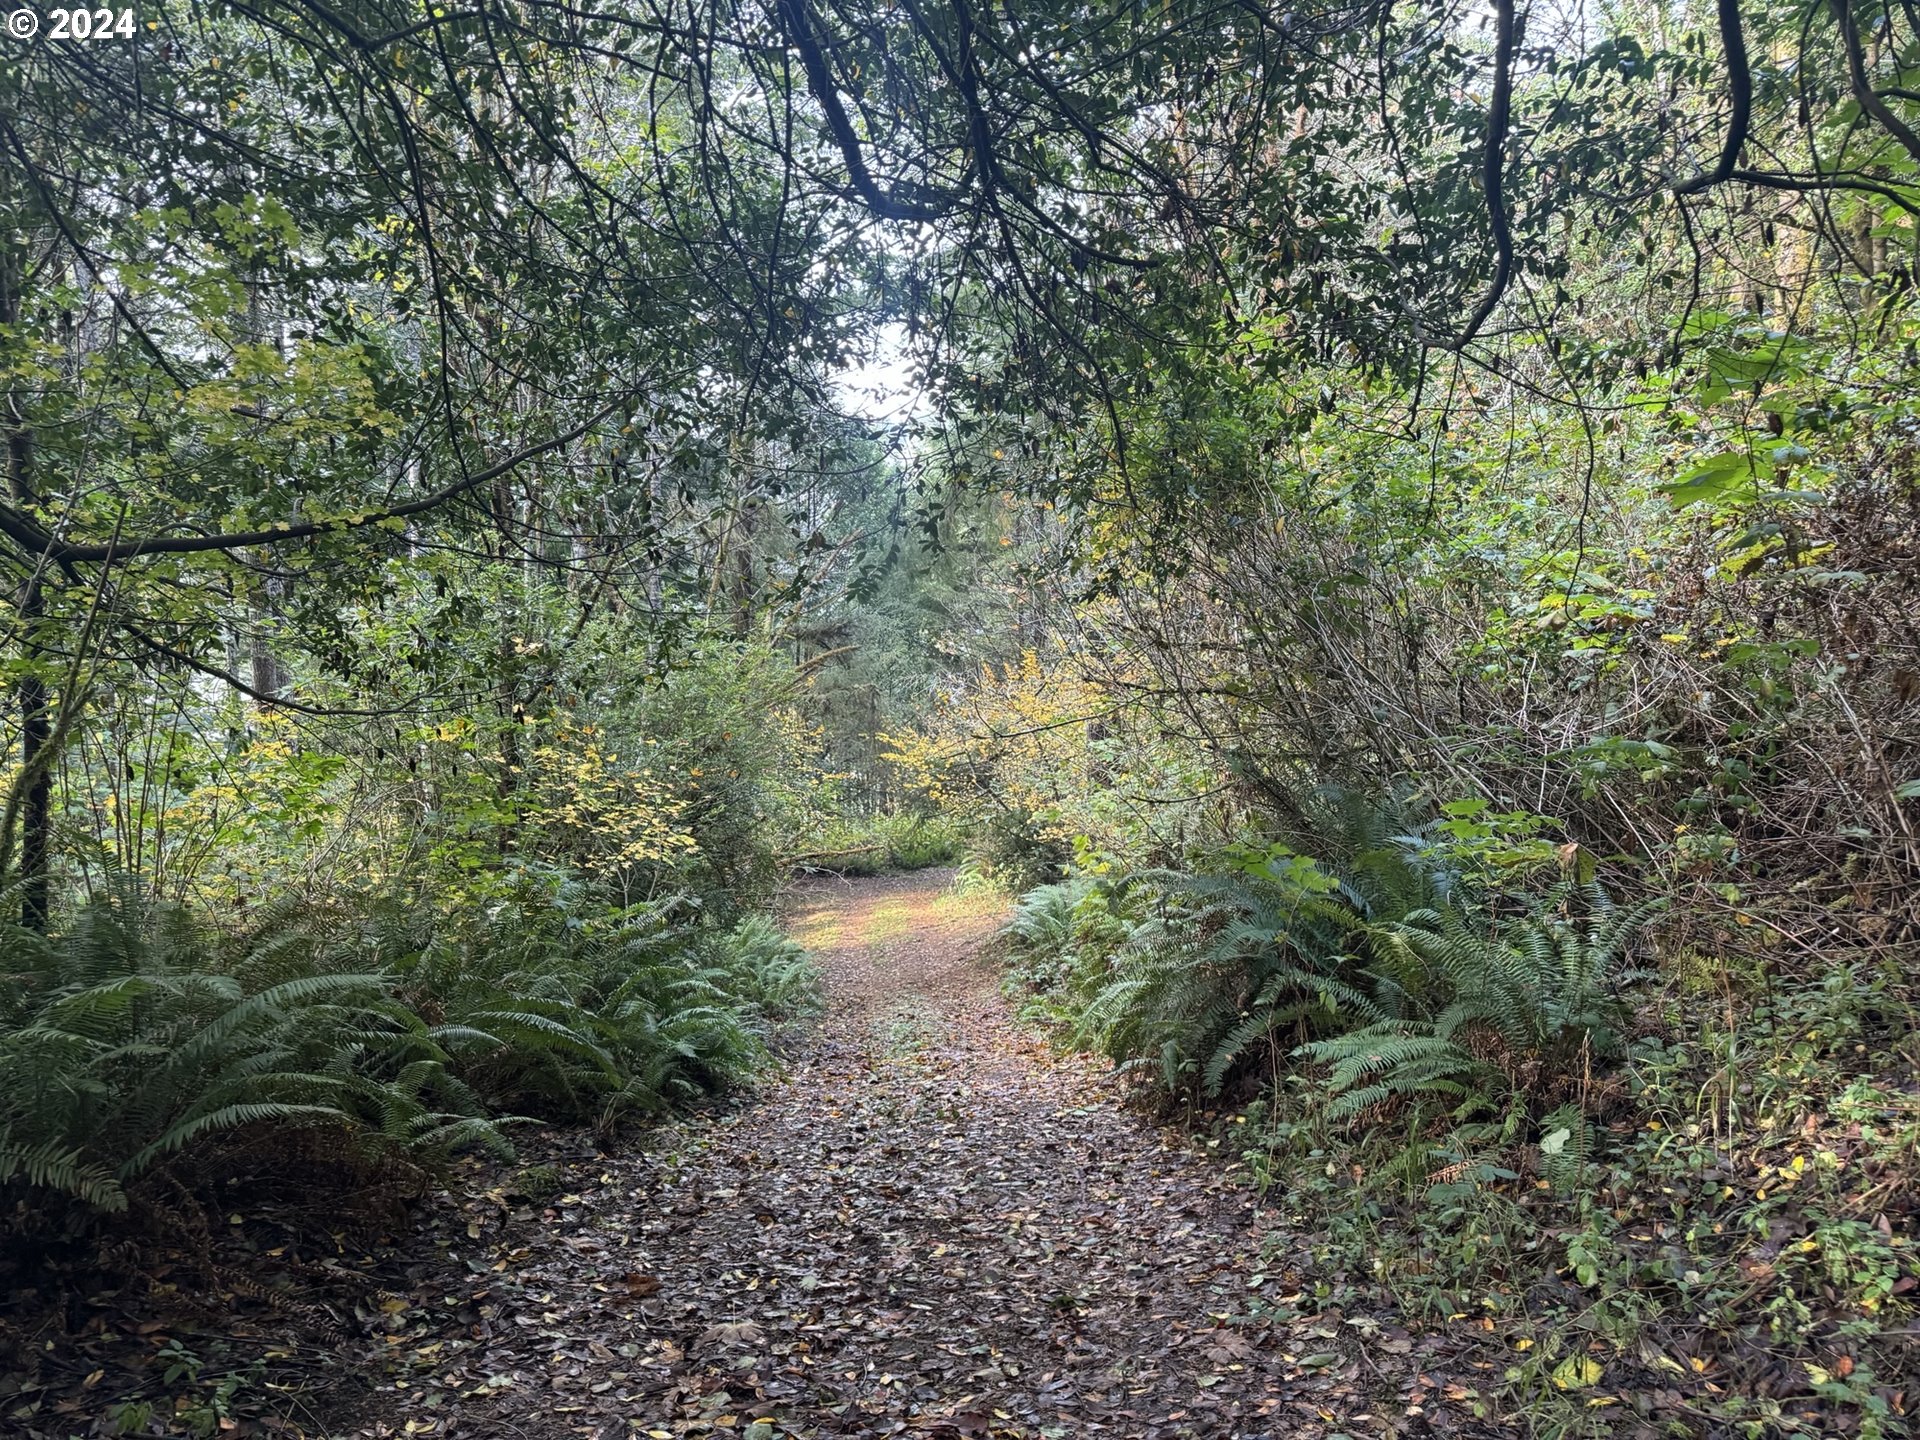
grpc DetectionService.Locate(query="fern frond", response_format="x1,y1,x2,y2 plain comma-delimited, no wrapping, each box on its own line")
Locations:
0,1133,127,1211
124,1102,355,1176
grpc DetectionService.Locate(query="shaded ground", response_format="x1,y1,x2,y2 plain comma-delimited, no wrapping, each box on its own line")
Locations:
327,870,1478,1440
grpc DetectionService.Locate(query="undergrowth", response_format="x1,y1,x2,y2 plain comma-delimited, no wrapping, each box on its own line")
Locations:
996,802,1920,1438
0,866,819,1236
791,811,961,876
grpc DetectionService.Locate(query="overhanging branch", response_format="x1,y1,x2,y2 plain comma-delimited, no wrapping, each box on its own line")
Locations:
0,397,629,566
1674,0,1752,195
775,0,958,223
1438,0,1518,351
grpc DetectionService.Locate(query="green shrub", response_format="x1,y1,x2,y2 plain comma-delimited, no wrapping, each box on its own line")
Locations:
1076,859,1379,1097
388,872,814,1126
1003,876,1094,969
879,813,962,870
948,852,1000,896
698,913,823,1019
791,812,962,875
997,822,1666,1201
973,810,1071,893
999,875,1120,995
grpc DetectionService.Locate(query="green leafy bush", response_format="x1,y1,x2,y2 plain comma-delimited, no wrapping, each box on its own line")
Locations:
792,812,962,876
1002,876,1096,973
878,813,963,871
1236,964,1919,1435
388,872,820,1126
998,875,1131,1012
998,821,1664,1197
1051,827,1447,1099
1075,862,1378,1097
698,913,824,1020
973,809,1072,893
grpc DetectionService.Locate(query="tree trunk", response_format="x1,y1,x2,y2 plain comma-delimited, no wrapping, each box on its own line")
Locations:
13,579,51,934
4,278,52,932
249,571,291,705
244,276,291,710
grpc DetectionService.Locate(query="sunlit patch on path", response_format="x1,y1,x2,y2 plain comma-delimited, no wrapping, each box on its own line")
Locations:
786,875,991,956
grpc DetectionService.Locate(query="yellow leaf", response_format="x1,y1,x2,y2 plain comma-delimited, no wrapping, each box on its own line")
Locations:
1550,1356,1603,1390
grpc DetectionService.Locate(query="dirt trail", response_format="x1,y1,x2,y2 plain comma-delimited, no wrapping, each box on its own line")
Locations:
352,872,1405,1440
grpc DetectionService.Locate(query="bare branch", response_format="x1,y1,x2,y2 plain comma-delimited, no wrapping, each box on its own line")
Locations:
1674,0,1753,195
1437,0,1517,350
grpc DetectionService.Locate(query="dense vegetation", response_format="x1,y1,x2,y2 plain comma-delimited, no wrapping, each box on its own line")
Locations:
4,0,1919,1432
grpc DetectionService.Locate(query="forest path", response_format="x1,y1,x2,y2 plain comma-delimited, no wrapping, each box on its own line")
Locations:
356,871,1410,1440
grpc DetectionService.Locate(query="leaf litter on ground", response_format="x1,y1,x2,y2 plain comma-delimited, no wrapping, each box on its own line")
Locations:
8,871,1505,1439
